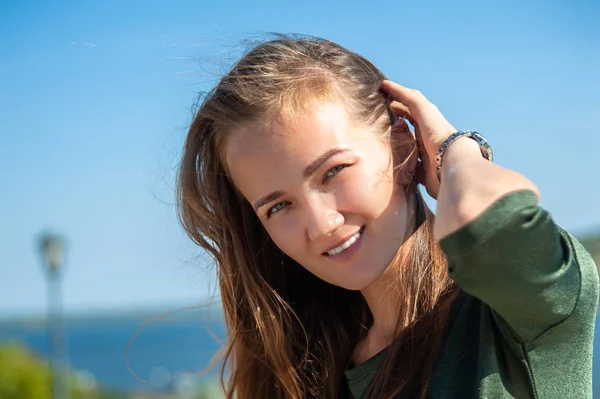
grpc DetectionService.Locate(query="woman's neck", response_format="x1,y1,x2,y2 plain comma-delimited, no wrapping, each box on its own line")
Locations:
362,269,401,336
352,190,418,365
352,265,403,365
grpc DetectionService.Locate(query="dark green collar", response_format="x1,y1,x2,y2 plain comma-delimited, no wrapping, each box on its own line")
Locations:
344,348,389,398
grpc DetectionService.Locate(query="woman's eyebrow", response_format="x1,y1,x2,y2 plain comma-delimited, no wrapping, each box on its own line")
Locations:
254,190,285,212
253,148,349,212
303,148,348,178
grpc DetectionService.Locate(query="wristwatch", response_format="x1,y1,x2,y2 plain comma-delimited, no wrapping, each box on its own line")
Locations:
435,130,493,181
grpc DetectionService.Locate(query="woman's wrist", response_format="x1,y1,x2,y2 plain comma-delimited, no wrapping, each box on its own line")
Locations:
440,137,484,177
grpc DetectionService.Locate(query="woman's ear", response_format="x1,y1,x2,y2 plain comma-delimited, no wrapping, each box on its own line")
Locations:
391,118,419,186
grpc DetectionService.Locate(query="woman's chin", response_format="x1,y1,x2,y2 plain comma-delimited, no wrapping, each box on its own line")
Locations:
337,267,389,292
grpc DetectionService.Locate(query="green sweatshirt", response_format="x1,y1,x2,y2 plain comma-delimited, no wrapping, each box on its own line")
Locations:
342,190,599,398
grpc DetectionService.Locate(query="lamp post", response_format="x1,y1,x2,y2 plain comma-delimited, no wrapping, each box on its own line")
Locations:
39,232,70,399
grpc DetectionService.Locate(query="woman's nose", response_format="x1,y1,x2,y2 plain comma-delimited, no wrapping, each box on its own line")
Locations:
305,198,344,241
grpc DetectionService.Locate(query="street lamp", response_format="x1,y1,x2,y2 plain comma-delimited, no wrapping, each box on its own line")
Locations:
39,232,70,399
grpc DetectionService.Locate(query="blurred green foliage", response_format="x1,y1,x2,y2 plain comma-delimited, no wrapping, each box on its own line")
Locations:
580,233,600,260
0,342,129,399
0,341,224,399
0,342,51,399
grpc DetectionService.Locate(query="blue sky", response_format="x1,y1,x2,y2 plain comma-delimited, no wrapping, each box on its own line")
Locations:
1,0,599,317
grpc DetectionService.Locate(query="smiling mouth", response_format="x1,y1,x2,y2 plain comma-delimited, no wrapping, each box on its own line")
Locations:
324,226,365,256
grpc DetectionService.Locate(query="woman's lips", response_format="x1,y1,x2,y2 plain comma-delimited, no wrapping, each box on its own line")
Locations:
323,225,365,261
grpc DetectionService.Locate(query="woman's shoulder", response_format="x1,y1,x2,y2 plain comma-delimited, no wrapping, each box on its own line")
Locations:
554,225,599,325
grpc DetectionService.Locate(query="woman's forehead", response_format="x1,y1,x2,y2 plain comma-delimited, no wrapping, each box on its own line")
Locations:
226,103,356,163
224,102,370,198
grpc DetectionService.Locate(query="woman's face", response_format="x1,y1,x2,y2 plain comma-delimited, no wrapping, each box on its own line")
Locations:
225,102,411,290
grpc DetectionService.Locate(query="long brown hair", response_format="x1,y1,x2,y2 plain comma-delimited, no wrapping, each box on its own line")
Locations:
177,35,457,399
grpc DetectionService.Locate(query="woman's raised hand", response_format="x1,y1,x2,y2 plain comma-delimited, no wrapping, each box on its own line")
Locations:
380,80,456,199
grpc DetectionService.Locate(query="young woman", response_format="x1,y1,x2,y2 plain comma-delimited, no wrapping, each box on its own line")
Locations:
177,36,599,398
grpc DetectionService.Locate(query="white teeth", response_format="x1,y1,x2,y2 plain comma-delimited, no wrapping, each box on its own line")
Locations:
327,231,361,256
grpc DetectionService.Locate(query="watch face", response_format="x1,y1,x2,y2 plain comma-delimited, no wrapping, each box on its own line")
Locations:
471,132,493,162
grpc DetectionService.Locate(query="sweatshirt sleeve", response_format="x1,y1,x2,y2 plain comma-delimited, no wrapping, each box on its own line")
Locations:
439,190,599,343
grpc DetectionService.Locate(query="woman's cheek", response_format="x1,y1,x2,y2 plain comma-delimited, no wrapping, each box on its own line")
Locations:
269,215,303,253
358,169,393,199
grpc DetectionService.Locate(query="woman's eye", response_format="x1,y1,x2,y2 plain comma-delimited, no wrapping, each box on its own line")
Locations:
267,201,289,217
323,164,348,183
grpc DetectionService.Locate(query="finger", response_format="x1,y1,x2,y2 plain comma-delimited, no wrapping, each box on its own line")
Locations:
389,101,416,126
416,131,428,159
415,160,426,186
380,80,427,108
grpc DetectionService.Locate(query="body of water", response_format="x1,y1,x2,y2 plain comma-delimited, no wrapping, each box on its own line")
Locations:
1,310,600,394
0,310,226,393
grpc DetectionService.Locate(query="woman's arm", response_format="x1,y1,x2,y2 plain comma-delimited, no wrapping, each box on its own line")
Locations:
381,79,599,345
380,80,539,241
434,136,539,241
